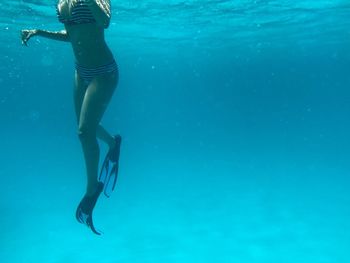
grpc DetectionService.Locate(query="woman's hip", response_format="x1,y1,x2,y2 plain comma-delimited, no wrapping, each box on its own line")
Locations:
75,60,119,87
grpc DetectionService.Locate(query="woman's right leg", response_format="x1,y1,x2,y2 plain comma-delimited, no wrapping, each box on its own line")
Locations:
97,125,116,148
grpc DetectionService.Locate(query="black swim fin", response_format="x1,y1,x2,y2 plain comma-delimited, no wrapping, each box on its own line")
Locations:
76,182,104,235
98,135,122,197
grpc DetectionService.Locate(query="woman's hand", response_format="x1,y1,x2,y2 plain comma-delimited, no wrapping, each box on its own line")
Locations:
21,29,38,46
70,0,94,6
82,0,95,6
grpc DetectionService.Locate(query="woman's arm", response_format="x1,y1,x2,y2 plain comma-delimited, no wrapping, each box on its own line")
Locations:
21,29,70,46
84,0,111,28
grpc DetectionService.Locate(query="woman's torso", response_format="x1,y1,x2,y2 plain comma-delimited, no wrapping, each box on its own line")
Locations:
57,0,114,67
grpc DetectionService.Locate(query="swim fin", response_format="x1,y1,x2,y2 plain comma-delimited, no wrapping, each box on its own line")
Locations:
98,135,122,198
75,182,104,235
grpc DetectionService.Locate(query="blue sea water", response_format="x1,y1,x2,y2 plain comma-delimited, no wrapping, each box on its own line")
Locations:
1,0,350,262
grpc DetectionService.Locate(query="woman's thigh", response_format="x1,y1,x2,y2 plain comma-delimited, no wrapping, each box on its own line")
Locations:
78,71,118,134
74,71,87,124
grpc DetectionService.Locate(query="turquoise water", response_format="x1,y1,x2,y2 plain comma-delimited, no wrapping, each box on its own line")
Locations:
1,0,349,262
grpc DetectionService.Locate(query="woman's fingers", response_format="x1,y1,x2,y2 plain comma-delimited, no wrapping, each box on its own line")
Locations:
20,30,35,46
21,30,29,45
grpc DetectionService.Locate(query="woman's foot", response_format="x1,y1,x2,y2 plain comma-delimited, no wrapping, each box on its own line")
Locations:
98,134,122,197
109,135,122,162
76,182,104,235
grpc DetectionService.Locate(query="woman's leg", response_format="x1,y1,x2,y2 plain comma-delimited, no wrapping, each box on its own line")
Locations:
74,72,115,148
97,125,116,148
76,71,118,196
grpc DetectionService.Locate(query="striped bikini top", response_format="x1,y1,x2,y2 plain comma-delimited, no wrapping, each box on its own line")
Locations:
56,0,96,25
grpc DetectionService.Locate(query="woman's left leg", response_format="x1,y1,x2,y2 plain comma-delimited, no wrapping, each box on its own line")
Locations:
74,71,116,149
78,71,118,196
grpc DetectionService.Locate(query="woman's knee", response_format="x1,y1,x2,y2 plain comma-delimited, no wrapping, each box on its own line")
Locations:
78,125,97,142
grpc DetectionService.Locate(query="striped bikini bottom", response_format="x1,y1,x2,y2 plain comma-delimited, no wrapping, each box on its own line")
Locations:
75,60,119,86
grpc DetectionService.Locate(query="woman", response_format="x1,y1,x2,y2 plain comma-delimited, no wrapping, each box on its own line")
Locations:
21,0,121,235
